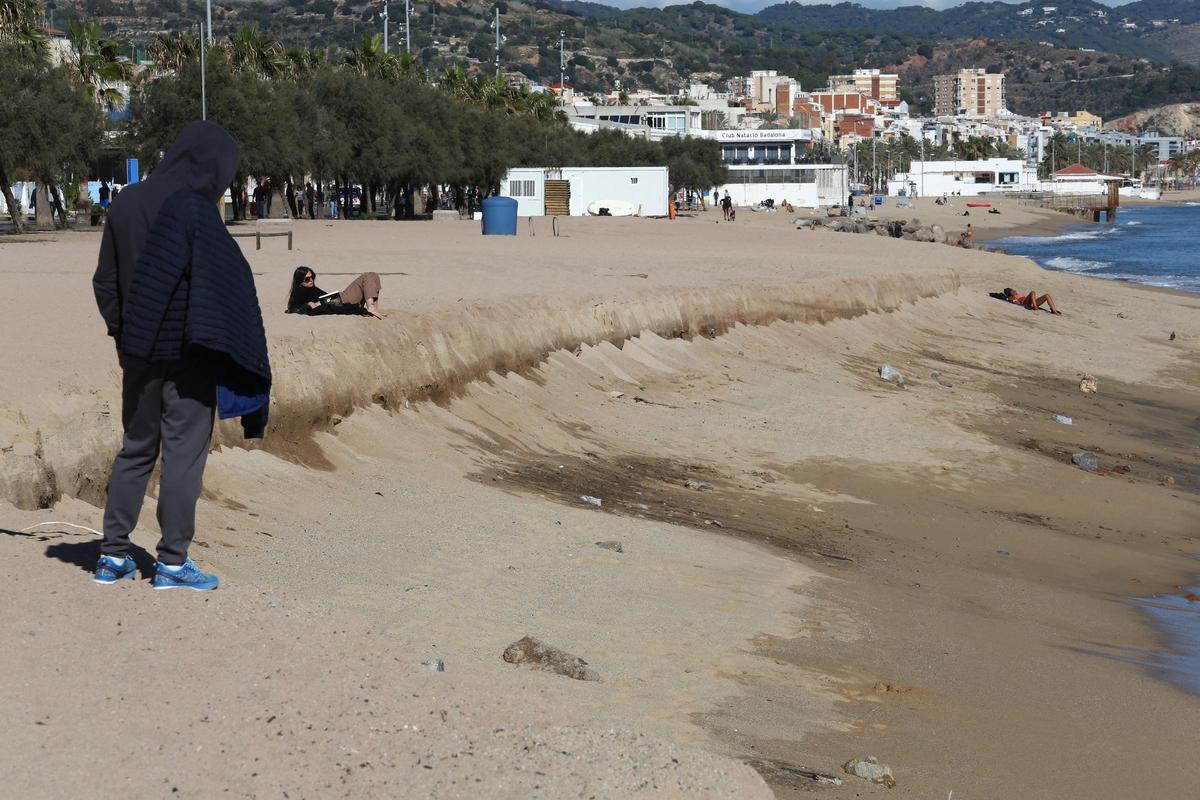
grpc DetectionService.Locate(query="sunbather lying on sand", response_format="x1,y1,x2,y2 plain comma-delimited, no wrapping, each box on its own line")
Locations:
1002,287,1061,315
287,266,385,318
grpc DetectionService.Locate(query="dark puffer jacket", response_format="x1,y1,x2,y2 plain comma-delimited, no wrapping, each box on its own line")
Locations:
94,120,271,439
119,188,271,438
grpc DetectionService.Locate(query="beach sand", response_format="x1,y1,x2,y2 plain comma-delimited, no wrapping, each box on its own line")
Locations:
1,208,1197,797
740,193,1079,242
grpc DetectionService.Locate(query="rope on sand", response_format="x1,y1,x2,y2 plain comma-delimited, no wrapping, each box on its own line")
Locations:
18,521,102,536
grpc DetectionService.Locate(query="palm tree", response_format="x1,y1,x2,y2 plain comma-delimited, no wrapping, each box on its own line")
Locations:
953,135,994,161
1040,131,1070,178
395,50,423,82
66,19,134,109
0,0,46,53
341,33,385,77
225,25,286,78
145,30,199,74
1177,148,1200,188
439,64,471,100
284,46,324,78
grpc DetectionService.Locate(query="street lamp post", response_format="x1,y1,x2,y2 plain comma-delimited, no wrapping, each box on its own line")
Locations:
405,0,411,53
919,135,925,197
382,0,388,54
206,0,212,44
559,30,565,103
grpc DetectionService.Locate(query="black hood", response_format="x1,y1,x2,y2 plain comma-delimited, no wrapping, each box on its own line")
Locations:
152,121,240,203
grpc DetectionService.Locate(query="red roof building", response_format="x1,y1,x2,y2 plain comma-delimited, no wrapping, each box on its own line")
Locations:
1054,163,1100,176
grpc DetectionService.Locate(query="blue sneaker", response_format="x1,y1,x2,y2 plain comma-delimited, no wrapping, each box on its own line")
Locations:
153,559,219,591
94,554,138,584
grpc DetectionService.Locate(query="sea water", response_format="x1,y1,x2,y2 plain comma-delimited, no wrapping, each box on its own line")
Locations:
1129,569,1200,697
999,204,1200,696
993,203,1200,293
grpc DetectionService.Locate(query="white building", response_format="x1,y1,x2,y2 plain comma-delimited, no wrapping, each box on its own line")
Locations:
0,182,37,217
1051,163,1121,195
886,158,1038,197
567,104,705,139
561,106,847,209
698,129,847,208
500,167,669,217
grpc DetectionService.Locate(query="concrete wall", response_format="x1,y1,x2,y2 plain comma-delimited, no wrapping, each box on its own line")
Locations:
721,181,820,209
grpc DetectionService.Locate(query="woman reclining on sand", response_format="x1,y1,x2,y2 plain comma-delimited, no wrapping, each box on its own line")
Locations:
1003,287,1061,315
286,266,384,318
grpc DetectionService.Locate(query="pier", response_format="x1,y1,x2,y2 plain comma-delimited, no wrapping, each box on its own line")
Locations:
1019,180,1121,222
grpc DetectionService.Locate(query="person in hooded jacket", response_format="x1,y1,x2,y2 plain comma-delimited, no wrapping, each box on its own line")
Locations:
92,120,271,591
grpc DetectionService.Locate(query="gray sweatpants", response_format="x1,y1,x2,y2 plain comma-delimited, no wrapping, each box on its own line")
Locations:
101,352,217,565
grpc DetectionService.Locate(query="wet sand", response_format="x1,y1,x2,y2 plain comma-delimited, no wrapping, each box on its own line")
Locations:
1,210,1197,797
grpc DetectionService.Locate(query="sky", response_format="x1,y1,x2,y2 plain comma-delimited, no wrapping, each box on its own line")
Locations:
593,0,1133,12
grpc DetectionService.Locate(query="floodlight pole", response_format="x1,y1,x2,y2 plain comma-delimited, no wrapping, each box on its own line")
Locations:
405,0,411,52
206,0,212,44
494,7,500,76
200,20,207,121
382,0,388,54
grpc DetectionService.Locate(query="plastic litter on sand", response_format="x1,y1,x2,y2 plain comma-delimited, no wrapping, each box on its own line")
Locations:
1071,451,1099,470
878,363,905,384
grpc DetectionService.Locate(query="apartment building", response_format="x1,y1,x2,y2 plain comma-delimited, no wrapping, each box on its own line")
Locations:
810,89,878,116
827,69,900,108
933,69,1006,117
748,70,801,114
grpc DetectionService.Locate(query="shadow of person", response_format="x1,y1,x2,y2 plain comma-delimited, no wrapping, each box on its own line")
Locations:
44,539,157,579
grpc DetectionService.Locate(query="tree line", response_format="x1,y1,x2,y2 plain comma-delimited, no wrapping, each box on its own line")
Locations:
1,6,727,231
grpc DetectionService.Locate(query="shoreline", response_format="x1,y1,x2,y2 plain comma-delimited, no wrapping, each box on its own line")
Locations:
2,216,1198,797
986,198,1200,297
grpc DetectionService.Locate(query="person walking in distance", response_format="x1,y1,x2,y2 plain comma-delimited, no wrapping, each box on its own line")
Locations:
252,180,265,219
92,121,271,591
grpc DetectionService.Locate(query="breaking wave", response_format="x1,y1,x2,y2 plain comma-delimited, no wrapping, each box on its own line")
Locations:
1045,256,1113,273
999,227,1116,246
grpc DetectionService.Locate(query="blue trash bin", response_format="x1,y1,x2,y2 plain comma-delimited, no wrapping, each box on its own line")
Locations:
481,196,518,236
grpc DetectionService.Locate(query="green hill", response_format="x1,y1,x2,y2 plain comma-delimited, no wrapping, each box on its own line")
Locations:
55,0,1200,119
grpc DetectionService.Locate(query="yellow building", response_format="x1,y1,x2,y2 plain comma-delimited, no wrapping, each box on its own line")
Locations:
1068,110,1103,129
